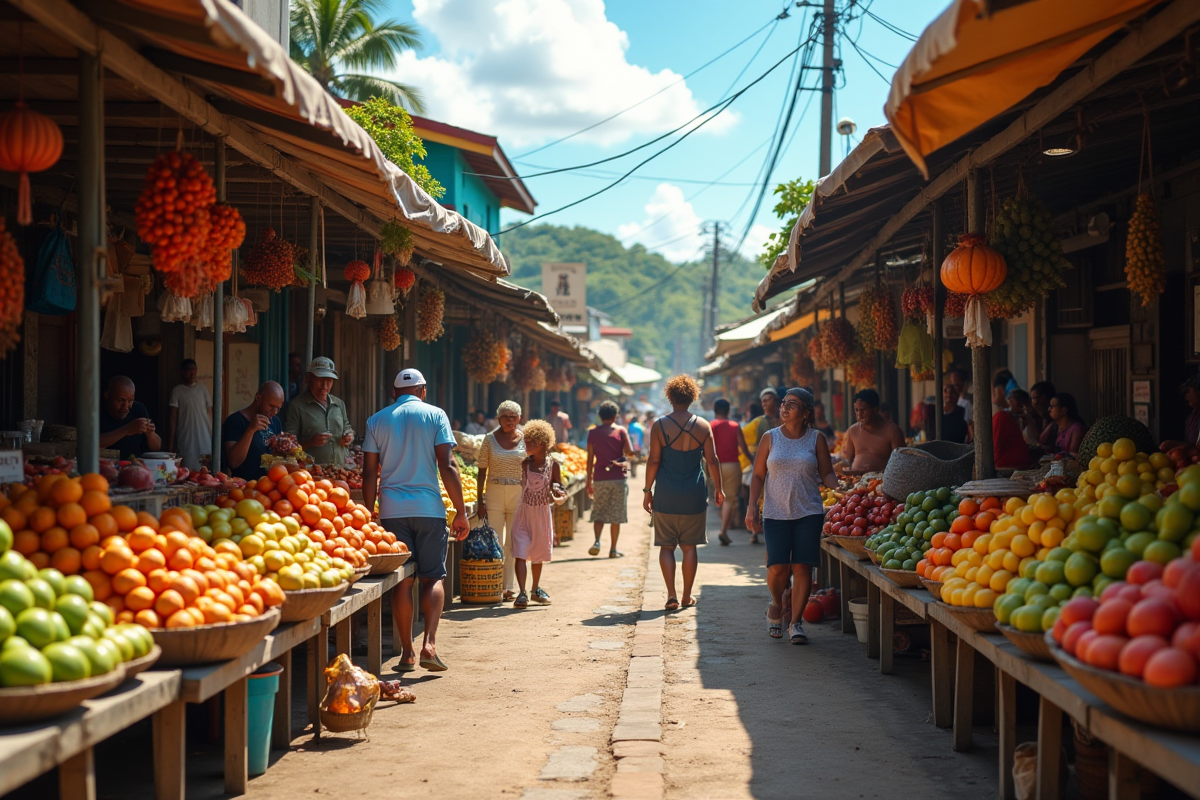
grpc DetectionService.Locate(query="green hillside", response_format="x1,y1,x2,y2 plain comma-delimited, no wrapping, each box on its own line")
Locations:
500,224,764,374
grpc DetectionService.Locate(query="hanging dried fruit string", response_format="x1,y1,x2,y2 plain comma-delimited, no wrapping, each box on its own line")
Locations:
0,218,24,354
378,316,401,351
416,284,445,342
820,316,856,365
463,329,507,383
808,335,826,370
1125,104,1166,307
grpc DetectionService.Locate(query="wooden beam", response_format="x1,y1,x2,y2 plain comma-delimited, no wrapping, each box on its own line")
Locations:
143,48,276,95
765,0,1200,312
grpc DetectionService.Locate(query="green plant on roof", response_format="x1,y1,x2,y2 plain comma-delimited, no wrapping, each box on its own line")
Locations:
345,98,444,199
758,177,815,270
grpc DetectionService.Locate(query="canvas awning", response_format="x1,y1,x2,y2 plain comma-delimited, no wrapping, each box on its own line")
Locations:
707,306,789,359
886,0,1159,177
611,362,662,387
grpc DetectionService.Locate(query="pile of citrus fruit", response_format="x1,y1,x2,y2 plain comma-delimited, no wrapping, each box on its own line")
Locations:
864,488,959,569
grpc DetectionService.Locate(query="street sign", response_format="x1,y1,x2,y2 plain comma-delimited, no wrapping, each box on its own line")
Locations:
542,262,586,328
0,450,23,484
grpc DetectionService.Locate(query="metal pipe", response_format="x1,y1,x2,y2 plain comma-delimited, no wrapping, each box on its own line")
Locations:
306,196,318,367
211,140,226,473
76,53,104,474
932,201,944,441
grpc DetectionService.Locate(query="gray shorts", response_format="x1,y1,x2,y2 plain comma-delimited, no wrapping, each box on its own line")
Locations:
381,517,448,580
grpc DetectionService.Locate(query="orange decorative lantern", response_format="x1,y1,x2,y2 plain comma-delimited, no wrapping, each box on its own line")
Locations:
940,233,1007,346
0,102,64,225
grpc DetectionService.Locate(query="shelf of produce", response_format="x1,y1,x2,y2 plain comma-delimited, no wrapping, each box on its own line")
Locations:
154,617,322,800
0,670,181,800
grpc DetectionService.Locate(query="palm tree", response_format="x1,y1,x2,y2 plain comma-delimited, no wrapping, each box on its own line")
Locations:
290,0,426,113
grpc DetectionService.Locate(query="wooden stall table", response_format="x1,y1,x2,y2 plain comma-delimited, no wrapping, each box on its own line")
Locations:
157,618,321,799
0,671,181,800
310,564,415,738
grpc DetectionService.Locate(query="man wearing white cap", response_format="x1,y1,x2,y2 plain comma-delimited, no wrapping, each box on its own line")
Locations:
363,368,469,672
285,356,354,466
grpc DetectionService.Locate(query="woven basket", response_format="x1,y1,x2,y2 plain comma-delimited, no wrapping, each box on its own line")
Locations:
866,548,881,565
0,664,127,725
349,567,370,585
936,602,998,633
956,478,1037,499
825,534,871,560
367,551,411,575
321,695,378,734
460,559,504,604
995,623,1053,662
881,441,974,501
123,645,162,678
280,584,349,623
879,568,922,588
919,577,944,601
151,609,281,667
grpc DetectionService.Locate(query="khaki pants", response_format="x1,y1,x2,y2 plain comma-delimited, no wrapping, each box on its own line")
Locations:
485,483,522,593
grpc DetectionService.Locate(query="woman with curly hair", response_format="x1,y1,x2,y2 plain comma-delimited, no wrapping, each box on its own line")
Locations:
511,419,566,608
643,375,725,610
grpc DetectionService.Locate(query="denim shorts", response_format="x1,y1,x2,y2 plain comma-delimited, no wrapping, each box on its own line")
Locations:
763,515,823,567
381,517,448,580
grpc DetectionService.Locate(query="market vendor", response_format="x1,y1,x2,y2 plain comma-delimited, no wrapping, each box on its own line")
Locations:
991,376,1032,470
222,381,284,481
742,388,782,457
838,389,904,474
285,356,353,466
99,376,161,459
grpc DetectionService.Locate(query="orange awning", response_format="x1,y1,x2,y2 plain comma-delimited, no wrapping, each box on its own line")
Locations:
885,0,1158,177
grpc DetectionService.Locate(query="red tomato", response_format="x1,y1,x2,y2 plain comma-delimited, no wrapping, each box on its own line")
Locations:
1143,648,1198,688
1092,599,1133,637
1127,598,1180,639
1084,634,1128,671
1118,635,1169,678
1126,561,1164,585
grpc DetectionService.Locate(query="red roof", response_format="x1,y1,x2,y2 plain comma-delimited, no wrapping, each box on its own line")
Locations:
600,326,633,337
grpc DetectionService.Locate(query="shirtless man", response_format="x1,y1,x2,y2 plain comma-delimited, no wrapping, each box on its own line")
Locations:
839,389,905,474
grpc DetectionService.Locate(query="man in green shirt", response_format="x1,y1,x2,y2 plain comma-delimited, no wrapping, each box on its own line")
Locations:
284,356,354,466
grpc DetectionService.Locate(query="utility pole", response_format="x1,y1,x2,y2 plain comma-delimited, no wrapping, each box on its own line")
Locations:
819,0,837,177
709,221,721,344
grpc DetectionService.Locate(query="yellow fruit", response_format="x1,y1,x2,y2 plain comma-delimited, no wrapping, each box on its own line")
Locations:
1058,503,1075,522
989,532,1012,553
1010,534,1036,558
975,564,994,587
1004,497,1025,515
962,583,980,604
986,550,1006,570
1040,527,1065,548
1033,495,1058,521
1019,504,1038,526
973,534,992,555
974,588,998,608
951,549,972,567
1002,550,1021,573
988,570,1012,592
965,566,979,582
954,562,971,579
947,587,966,606
1028,521,1045,545
1096,442,1113,459
1112,438,1136,461
967,550,983,568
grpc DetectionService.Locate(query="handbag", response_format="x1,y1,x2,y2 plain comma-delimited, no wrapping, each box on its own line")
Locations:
27,224,76,314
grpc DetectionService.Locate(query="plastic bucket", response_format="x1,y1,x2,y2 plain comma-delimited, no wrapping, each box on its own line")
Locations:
247,662,283,776
848,599,869,645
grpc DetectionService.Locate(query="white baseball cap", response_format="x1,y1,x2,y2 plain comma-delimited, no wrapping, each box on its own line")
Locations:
394,368,427,388
307,356,338,379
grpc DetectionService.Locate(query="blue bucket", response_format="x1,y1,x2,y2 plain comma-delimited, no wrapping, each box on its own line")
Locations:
247,662,283,776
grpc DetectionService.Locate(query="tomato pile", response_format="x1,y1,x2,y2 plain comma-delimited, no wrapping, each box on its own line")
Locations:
822,488,899,538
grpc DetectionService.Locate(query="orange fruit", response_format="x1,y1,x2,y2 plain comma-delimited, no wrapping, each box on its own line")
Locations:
124,586,157,612
135,511,160,531
69,523,100,550
313,488,328,502
100,545,136,575
318,501,337,521
169,575,200,605
267,464,289,483
194,556,216,573
112,567,147,595
160,507,193,530
273,500,294,517
300,504,322,525
276,474,296,494
111,506,138,533
328,488,350,510
40,526,69,554
1,506,27,531
126,526,159,553
79,473,110,493
134,609,161,628
228,488,244,502
80,490,111,517
331,516,346,533
162,531,191,554
185,607,206,626
104,594,125,614
28,551,50,570
13,529,39,556
202,602,233,625
168,548,194,571
38,475,71,503
83,570,112,601
89,512,117,538
81,545,103,572
147,568,173,594
181,569,209,593
56,502,86,530
49,478,84,505
246,592,265,614
225,584,245,608
165,609,196,629
237,606,258,618
155,589,186,618
28,506,56,533
287,487,309,508
256,477,275,494
136,548,167,575
50,547,82,575
116,610,136,624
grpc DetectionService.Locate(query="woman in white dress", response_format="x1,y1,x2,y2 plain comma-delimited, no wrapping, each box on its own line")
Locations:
476,400,526,600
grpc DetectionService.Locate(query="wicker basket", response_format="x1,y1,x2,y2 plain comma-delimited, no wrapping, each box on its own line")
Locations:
151,609,281,667
0,664,127,725
1048,638,1200,732
826,534,870,560
367,551,411,575
280,584,349,623
919,577,944,601
123,645,163,678
460,559,504,604
881,441,974,501
320,696,378,735
879,567,922,588
936,602,998,633
956,478,1037,499
995,623,1054,662
349,566,370,585
866,548,881,565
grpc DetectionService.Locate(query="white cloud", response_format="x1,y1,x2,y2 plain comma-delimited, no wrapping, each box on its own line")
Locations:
742,223,775,260
617,183,705,263
390,0,738,147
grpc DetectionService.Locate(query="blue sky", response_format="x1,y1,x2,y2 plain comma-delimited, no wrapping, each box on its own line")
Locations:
381,0,946,263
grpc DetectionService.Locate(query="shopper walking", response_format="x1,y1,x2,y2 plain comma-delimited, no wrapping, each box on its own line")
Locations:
643,376,724,611
285,357,353,466
362,369,469,672
547,399,572,445
476,400,526,600
168,358,212,471
746,388,838,644
586,400,634,558
511,420,564,608
710,398,752,546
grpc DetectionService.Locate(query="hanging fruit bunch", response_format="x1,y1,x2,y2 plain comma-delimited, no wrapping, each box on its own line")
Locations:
381,221,416,267
791,348,815,386
511,347,540,391
901,284,933,322
0,101,64,225
945,291,967,318
857,288,878,353
378,316,401,352
1125,192,1165,307
135,150,216,275
985,194,1071,318
846,350,876,388
463,329,507,383
416,284,445,342
820,316,856,365
164,202,246,298
496,340,513,380
0,218,23,355
394,266,416,297
343,259,370,285
910,365,935,382
860,285,898,352
529,365,547,392
544,367,565,392
242,228,296,291
808,335,827,370
941,233,1006,347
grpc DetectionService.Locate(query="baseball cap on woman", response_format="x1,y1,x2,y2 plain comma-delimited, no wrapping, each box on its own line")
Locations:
394,369,427,388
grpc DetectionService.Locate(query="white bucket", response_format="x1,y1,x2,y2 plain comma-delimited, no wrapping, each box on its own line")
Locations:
849,598,869,644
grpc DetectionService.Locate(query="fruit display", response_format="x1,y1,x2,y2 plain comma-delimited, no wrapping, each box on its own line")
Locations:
0,217,24,356
310,464,363,491
135,151,217,276
808,335,827,370
857,285,898,352
901,284,933,322
864,488,962,570
917,495,999,585
1078,416,1156,467
1124,192,1166,308
819,316,856,365
820,486,844,508
242,228,296,291
416,284,445,342
555,443,587,483
462,329,508,384
824,487,899,539
0,525,153,687
985,194,1072,318
379,317,401,352
264,432,305,463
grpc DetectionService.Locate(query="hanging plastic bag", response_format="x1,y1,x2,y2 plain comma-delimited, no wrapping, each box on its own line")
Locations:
963,295,992,347
241,297,258,328
223,294,247,332
346,281,367,319
896,320,934,370
100,303,133,352
160,290,192,322
27,224,76,315
193,293,213,331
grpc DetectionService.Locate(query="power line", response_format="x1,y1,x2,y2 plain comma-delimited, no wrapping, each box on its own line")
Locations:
842,29,893,84
513,15,782,160
863,7,918,41
593,246,707,309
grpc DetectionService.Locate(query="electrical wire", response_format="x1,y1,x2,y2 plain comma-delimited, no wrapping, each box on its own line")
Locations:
513,15,781,160
842,28,894,84
863,7,918,42
592,243,708,309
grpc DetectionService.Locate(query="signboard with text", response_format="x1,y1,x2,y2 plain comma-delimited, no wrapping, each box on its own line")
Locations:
542,262,586,328
0,450,22,484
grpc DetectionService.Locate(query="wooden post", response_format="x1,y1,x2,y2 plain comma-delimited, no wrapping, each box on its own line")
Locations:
224,678,248,795
272,648,292,750
75,53,104,474
839,561,854,634
932,201,945,441
967,170,995,478
59,747,95,800
153,700,186,800
367,596,383,675
953,636,976,751
930,621,953,728
1108,750,1142,800
334,617,351,657
1036,696,1063,800
879,592,895,675
866,581,880,659
999,672,1017,800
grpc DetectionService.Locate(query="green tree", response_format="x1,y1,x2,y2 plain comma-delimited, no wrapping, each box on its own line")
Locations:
290,0,426,112
758,177,815,269
345,98,443,198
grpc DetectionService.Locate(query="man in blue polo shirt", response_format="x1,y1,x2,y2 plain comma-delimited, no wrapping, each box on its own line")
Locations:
363,368,469,673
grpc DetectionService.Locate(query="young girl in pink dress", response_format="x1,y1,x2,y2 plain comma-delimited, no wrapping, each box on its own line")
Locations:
512,420,565,609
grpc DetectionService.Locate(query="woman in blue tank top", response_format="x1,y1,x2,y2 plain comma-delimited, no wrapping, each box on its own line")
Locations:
746,388,837,644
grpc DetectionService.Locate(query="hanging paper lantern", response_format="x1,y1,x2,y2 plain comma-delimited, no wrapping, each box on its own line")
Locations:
344,259,371,284
0,102,63,226
940,233,1007,347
